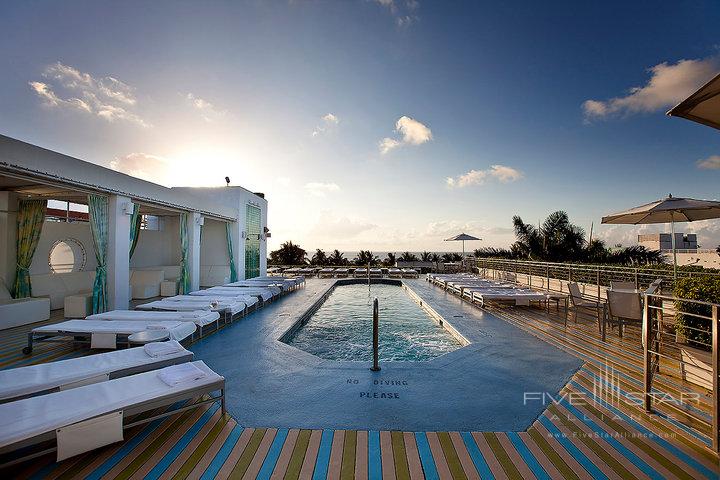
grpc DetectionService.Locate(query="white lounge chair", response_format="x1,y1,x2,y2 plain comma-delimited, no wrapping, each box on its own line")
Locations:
334,269,349,278
369,268,382,278
199,287,276,302
401,268,419,278
319,268,335,278
469,288,548,307
24,320,197,354
0,342,193,403
354,268,368,278
87,310,220,336
388,268,403,278
225,280,291,292
0,361,224,467
135,299,245,323
164,293,259,311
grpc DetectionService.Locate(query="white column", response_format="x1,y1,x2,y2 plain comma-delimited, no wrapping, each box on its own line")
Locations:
107,195,131,310
230,220,243,281
0,192,19,287
188,212,202,291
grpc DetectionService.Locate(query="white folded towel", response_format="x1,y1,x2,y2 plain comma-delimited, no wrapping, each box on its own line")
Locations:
144,340,184,357
147,321,181,330
158,363,206,386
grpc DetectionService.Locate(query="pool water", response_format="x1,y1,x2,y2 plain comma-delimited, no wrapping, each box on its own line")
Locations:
284,283,463,361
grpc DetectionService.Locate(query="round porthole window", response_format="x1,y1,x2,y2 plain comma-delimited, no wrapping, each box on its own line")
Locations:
48,238,87,273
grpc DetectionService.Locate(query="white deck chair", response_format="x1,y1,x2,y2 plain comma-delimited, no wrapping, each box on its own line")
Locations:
0,361,224,468
135,299,245,323
24,320,197,354
87,310,220,336
201,287,277,302
164,293,259,311
0,343,193,403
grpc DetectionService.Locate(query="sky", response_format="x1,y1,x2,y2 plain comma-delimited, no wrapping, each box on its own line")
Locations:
1,0,720,254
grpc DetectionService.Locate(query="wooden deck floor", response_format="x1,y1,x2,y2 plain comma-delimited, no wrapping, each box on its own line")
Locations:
1,288,718,479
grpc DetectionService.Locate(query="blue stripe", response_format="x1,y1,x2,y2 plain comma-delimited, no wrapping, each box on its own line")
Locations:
256,429,288,480
538,416,608,480
570,381,716,479
145,403,219,480
414,432,439,480
368,431,382,480
460,432,494,479
507,432,549,480
557,398,661,478
312,430,333,480
200,425,244,480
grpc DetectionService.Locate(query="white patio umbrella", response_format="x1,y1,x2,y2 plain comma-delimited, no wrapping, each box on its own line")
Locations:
601,194,720,279
667,72,720,131
444,233,481,259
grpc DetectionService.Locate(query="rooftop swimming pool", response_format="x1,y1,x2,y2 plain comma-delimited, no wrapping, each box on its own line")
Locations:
283,283,463,361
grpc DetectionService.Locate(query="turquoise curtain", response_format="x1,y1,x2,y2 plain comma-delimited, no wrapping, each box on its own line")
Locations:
88,194,109,313
12,199,47,298
179,213,191,294
129,203,141,259
226,222,238,283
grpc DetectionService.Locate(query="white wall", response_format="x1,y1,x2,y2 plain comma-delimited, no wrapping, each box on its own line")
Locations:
130,216,182,268
29,221,97,275
0,192,18,287
201,219,231,267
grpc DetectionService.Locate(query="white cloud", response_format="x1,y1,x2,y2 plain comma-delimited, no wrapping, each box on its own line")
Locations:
697,155,720,169
307,210,378,240
109,152,170,184
304,182,341,197
598,220,720,250
373,0,419,27
446,165,523,188
312,113,340,137
379,115,432,154
186,93,227,122
29,62,150,127
582,57,719,121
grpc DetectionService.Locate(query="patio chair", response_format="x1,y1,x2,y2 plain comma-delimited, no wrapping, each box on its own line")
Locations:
567,282,604,328
606,289,642,338
610,281,636,290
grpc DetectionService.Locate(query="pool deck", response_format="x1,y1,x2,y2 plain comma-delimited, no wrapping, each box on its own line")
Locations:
1,279,718,479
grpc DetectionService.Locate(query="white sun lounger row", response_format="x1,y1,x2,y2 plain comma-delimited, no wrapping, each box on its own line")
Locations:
1,341,193,403
0,360,224,468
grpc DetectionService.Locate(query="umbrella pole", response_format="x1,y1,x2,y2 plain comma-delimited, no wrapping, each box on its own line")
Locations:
462,240,465,271
671,217,677,281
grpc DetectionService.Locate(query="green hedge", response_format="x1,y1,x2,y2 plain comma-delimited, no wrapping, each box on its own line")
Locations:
674,277,718,350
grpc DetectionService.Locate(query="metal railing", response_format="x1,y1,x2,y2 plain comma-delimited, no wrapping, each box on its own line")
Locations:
476,257,719,451
643,293,718,452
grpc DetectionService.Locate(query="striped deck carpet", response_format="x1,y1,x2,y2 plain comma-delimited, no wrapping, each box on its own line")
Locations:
2,299,719,478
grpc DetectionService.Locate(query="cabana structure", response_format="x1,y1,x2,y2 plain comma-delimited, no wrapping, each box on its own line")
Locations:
0,135,269,329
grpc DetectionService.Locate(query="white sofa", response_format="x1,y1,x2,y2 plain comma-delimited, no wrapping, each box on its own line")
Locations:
200,265,231,287
30,271,95,310
130,270,164,299
137,266,181,297
0,279,50,330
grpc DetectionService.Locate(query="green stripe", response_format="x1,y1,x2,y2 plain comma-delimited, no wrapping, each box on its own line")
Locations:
284,430,312,480
527,428,579,480
390,431,410,480
573,399,696,480
436,432,467,480
340,430,357,480
228,428,267,479
115,404,207,480
172,414,230,480
548,405,634,478
482,433,522,479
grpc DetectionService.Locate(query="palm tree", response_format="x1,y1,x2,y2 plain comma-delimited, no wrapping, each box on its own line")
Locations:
420,251,432,261
399,251,418,262
512,211,585,261
383,252,397,267
328,249,346,266
441,253,463,262
430,252,440,270
354,250,379,266
268,241,307,265
311,249,328,266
